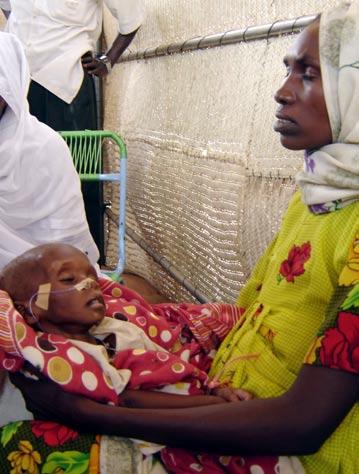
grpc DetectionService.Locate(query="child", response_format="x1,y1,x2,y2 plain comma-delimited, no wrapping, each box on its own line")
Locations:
0,242,251,409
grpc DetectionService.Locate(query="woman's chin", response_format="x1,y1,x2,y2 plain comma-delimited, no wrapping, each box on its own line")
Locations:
279,135,306,151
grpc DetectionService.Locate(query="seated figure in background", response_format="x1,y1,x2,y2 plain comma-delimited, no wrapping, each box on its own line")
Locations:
0,28,102,426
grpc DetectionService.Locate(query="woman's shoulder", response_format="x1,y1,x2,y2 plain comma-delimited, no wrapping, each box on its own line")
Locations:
32,120,70,154
278,190,307,224
25,118,77,172
287,190,359,226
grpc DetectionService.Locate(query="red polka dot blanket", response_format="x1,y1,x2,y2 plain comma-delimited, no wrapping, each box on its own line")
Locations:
0,278,243,404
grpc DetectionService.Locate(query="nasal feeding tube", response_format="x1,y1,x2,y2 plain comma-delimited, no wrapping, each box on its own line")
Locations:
28,277,97,323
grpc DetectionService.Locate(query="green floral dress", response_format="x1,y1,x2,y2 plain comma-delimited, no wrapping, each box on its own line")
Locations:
210,191,359,473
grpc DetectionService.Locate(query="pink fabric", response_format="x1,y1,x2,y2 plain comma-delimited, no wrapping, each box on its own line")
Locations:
161,448,284,474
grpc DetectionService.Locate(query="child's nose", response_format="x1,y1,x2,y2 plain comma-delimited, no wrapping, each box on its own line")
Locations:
86,277,99,289
75,277,99,291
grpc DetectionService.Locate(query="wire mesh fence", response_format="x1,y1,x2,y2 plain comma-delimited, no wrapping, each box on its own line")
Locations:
103,0,341,302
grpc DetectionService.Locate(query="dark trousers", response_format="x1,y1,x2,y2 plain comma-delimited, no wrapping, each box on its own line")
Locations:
28,73,105,263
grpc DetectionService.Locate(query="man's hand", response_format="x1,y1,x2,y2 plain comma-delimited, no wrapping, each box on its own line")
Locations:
81,29,140,79
81,53,110,78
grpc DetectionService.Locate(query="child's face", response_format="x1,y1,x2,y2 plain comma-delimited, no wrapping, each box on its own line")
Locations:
34,247,105,336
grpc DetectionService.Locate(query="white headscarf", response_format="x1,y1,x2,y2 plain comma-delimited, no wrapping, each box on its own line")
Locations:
296,1,359,213
0,32,99,267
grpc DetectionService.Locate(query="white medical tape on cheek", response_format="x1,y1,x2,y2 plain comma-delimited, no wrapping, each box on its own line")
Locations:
35,283,52,310
73,277,96,291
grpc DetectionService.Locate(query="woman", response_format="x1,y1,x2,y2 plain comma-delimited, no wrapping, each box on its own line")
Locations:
0,29,100,450
6,2,359,473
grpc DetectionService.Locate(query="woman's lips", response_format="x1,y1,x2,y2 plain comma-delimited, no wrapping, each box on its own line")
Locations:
273,116,299,135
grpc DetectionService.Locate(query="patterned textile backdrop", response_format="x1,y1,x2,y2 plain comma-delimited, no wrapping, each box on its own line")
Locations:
103,0,340,303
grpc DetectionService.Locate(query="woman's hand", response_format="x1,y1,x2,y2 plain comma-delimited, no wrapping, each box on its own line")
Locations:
211,386,253,402
9,367,90,426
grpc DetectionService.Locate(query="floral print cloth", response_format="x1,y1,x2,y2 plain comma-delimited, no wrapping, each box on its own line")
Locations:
0,420,98,474
305,232,359,374
277,241,311,283
0,421,163,474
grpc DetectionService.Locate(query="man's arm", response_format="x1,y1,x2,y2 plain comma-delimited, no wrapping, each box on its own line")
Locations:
11,364,358,455
82,0,144,77
106,29,138,66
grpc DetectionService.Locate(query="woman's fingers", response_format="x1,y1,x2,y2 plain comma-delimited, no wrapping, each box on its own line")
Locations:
212,386,253,402
234,389,253,401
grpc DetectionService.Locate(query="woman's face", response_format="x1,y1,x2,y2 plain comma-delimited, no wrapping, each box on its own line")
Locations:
273,21,332,151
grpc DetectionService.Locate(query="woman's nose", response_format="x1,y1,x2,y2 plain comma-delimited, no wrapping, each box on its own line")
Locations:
274,80,296,105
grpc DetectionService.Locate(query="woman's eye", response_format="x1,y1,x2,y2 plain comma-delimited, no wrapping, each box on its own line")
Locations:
303,67,318,80
303,74,314,81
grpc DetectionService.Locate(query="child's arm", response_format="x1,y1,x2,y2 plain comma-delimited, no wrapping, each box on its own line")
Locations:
119,389,229,408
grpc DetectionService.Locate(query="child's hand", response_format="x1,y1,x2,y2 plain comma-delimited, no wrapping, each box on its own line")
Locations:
211,386,253,402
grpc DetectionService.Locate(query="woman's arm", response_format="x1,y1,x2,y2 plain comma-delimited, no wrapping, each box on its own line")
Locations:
10,364,358,455
120,389,224,408
119,386,251,408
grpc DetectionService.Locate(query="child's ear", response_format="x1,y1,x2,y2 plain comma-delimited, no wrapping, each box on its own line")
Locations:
14,300,39,326
14,301,27,317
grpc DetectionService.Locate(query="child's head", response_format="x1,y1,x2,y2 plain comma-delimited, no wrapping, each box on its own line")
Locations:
0,243,105,337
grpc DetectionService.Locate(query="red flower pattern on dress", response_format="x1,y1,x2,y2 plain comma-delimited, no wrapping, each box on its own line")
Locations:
319,311,359,373
278,241,311,283
30,421,78,447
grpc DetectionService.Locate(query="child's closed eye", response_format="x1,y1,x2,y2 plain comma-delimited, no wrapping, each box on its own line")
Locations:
59,276,75,284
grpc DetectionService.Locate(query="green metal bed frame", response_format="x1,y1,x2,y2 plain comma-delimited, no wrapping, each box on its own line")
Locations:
60,130,127,280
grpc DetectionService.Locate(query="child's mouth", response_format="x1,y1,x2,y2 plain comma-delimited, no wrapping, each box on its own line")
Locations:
86,296,105,310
